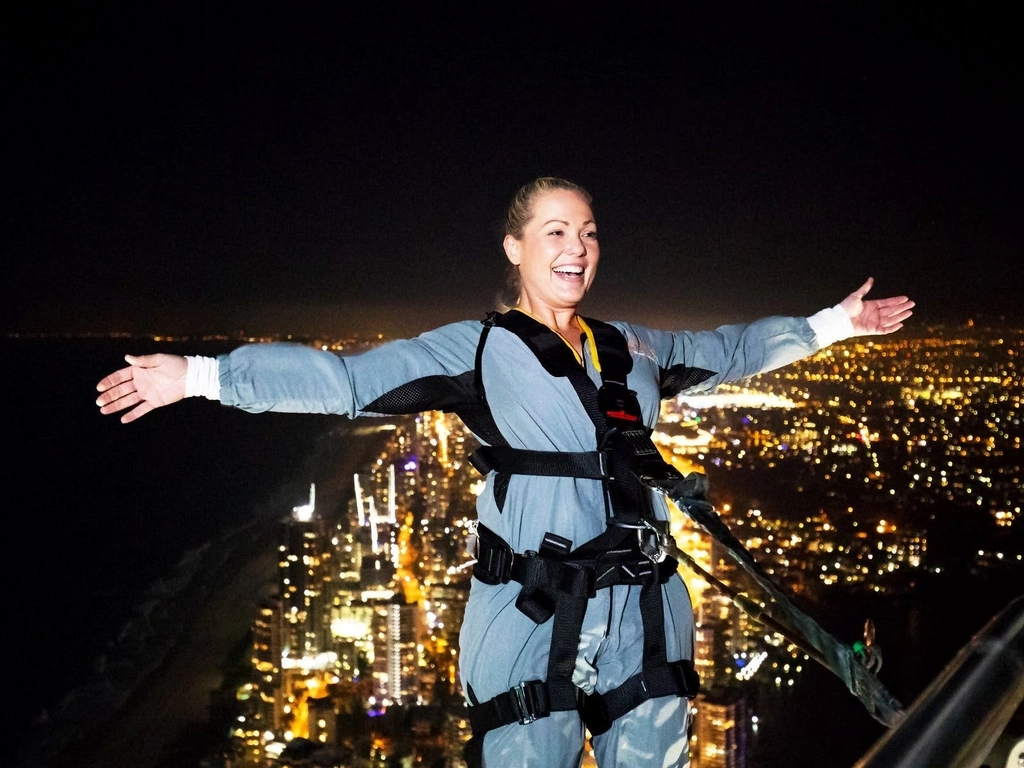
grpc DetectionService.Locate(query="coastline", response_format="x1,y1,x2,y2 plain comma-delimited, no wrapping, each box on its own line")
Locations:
14,413,397,768
19,518,280,768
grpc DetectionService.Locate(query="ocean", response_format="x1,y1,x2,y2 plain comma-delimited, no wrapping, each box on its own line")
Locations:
5,335,1021,767
6,336,348,763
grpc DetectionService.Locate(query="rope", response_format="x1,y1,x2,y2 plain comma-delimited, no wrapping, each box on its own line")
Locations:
657,472,907,728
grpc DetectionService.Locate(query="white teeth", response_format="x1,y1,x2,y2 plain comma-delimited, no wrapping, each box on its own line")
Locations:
554,266,584,275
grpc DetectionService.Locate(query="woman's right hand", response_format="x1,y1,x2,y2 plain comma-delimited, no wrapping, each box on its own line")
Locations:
96,353,188,423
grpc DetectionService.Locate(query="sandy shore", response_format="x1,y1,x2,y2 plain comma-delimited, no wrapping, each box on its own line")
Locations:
47,522,280,768
30,422,396,768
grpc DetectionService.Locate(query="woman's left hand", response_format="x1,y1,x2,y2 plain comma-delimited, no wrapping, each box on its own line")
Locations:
841,278,915,336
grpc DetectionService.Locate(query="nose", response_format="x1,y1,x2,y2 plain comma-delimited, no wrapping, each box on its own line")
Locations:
565,236,586,257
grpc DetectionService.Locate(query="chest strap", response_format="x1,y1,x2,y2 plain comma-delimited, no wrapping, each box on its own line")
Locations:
469,445,607,480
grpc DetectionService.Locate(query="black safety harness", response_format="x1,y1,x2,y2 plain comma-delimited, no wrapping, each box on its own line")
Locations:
358,309,906,738
462,310,709,755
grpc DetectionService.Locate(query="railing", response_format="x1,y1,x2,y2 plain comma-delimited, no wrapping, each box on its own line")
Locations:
854,595,1024,768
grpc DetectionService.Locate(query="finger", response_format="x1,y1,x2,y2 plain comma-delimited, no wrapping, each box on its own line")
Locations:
882,309,914,327
99,390,142,415
871,296,914,310
125,353,164,368
878,302,914,319
96,366,134,393
96,380,137,407
121,401,155,424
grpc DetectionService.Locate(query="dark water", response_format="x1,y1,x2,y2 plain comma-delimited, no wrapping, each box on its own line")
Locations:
5,336,342,760
5,336,1021,766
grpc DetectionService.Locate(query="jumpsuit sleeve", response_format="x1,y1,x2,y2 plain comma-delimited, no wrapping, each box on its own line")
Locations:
215,321,481,416
626,315,821,393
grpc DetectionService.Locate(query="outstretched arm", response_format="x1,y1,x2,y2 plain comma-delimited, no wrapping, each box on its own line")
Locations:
631,277,916,393
96,353,188,424
96,321,484,424
840,277,914,336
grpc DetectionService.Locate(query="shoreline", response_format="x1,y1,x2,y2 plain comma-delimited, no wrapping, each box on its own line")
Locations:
32,519,280,768
17,418,398,768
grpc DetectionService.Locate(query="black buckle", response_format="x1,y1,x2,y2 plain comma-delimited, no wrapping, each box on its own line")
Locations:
474,538,515,585
598,381,643,426
617,429,684,485
669,659,701,699
510,680,546,725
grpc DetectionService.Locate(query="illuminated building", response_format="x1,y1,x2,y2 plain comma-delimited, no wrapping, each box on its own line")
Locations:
386,595,422,704
692,693,750,768
252,597,285,731
280,485,333,659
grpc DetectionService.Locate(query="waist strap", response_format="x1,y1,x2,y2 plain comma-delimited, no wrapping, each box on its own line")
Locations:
473,523,677,623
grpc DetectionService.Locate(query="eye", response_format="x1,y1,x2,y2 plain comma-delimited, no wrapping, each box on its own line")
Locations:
548,229,564,236
583,230,598,239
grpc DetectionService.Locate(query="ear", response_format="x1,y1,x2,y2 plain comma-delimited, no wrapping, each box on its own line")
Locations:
503,234,521,266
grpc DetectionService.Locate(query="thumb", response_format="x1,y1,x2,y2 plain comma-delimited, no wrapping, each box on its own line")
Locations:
853,277,874,298
124,353,160,367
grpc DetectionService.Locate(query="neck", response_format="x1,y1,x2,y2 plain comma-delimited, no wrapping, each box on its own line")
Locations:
514,300,583,356
515,297,579,335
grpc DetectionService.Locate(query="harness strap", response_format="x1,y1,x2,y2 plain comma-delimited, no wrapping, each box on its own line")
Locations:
470,435,686,487
582,659,701,736
464,311,701,749
467,524,687,741
472,523,675,615
467,678,581,734
469,445,607,480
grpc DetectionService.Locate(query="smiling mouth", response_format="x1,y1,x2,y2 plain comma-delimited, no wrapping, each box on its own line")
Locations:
553,266,585,277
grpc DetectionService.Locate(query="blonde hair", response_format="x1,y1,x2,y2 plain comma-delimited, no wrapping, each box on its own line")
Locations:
501,177,593,307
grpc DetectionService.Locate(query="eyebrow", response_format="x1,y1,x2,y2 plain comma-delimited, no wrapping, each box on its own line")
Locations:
543,219,597,227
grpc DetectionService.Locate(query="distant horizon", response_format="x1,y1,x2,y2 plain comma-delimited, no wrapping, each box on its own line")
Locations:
5,297,1022,341
7,313,1023,342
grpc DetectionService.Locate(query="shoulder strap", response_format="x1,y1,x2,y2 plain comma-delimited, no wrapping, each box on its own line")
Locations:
491,310,583,378
579,316,633,385
490,310,642,435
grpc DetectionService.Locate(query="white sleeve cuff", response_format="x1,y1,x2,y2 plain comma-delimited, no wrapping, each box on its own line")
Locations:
184,356,221,401
807,304,855,348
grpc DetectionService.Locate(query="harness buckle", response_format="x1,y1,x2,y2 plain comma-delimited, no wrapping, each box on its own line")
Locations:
511,681,542,724
638,519,669,563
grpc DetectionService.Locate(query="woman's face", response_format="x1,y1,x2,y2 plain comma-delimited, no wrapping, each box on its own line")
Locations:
504,189,599,316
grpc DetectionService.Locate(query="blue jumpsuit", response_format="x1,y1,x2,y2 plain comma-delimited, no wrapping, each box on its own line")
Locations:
216,314,821,767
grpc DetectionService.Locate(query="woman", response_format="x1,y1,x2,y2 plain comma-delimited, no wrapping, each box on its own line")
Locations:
96,177,913,767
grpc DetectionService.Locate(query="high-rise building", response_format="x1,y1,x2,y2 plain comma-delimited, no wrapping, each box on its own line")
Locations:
692,692,750,768
280,485,333,659
251,597,285,730
386,594,421,704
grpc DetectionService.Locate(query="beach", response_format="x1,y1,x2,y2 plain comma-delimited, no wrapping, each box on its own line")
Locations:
17,517,277,768
7,337,391,767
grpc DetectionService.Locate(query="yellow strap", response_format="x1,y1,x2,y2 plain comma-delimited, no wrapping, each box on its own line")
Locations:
575,316,603,373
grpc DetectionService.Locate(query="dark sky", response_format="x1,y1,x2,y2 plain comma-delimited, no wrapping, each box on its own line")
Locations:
4,4,1020,337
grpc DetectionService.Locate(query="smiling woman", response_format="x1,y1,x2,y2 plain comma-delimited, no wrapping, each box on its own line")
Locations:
502,180,600,357
95,176,914,768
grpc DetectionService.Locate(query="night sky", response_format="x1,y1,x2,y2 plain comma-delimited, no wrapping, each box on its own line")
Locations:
4,5,1020,338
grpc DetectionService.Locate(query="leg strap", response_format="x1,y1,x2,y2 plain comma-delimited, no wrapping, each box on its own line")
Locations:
582,571,701,736
466,524,696,744
467,678,582,734
581,659,700,736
